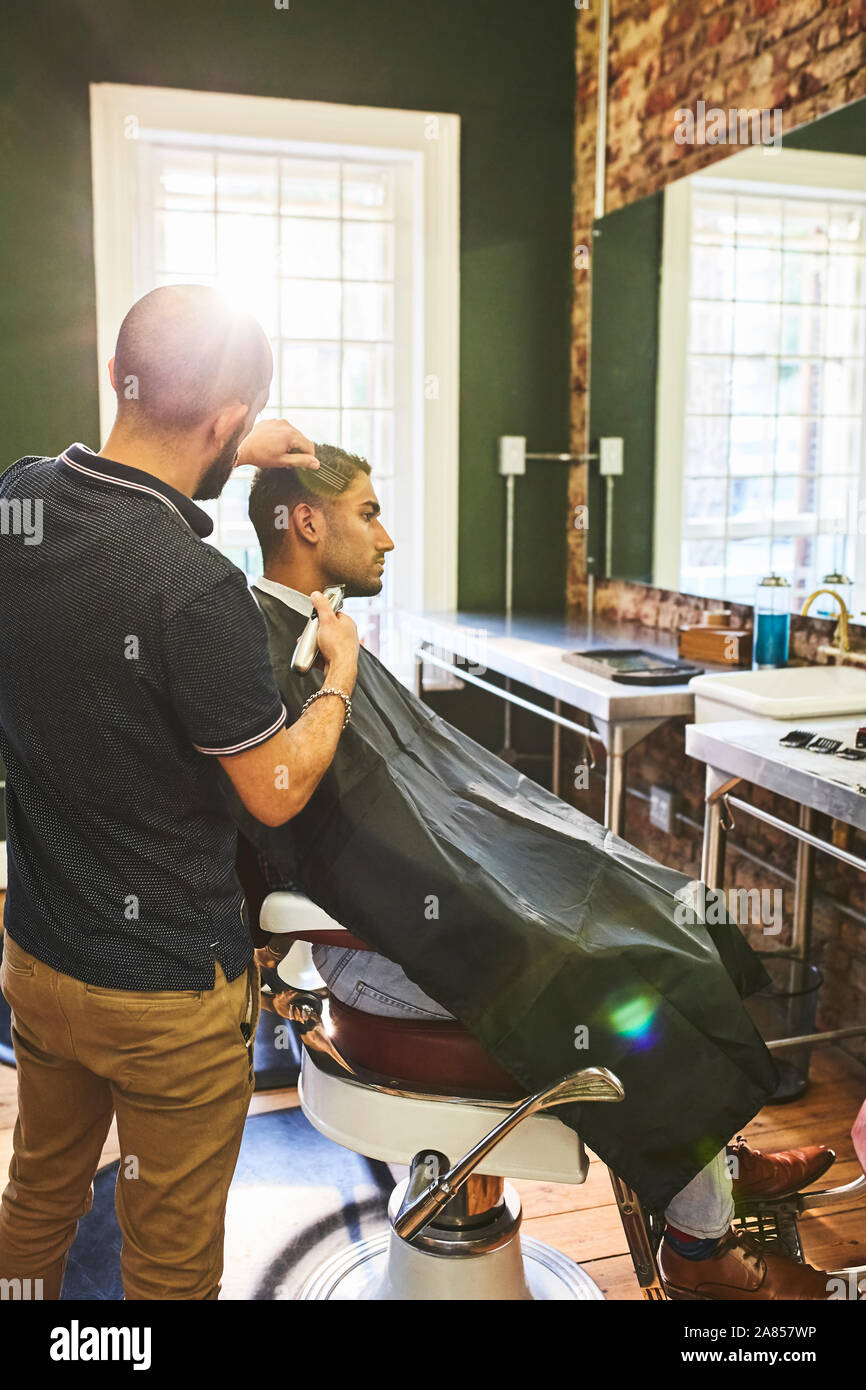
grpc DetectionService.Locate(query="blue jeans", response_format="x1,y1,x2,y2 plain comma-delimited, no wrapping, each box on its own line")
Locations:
312,945,733,1236
312,945,453,1019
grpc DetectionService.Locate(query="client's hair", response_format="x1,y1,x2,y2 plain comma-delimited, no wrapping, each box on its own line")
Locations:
113,285,271,433
248,443,371,564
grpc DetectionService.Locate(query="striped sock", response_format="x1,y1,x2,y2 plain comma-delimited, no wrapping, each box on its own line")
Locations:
665,1223,724,1261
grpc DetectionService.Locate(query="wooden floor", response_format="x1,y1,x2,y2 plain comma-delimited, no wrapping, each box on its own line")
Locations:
516,1046,866,1298
1,904,865,1298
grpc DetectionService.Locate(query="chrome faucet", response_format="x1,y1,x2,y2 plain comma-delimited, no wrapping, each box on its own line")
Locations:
801,588,850,653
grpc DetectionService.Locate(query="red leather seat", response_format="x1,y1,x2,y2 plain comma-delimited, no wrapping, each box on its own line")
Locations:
236,834,523,1100
327,996,523,1099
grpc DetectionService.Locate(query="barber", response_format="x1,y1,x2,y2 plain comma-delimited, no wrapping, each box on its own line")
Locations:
0,285,358,1300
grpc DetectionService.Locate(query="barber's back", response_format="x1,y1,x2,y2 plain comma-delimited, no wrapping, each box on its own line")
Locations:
0,445,278,990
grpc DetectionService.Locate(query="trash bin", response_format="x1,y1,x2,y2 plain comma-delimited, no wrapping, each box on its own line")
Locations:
745,953,823,1104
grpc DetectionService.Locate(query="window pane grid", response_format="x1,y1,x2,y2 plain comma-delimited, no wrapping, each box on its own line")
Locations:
149,144,399,580
682,184,866,609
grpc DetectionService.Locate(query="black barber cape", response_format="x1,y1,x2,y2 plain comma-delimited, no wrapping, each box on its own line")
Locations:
233,591,779,1209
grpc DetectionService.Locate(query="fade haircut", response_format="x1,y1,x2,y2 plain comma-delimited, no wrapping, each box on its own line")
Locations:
248,443,371,565
113,285,272,432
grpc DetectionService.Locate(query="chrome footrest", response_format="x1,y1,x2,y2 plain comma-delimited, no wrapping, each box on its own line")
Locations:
733,1198,804,1263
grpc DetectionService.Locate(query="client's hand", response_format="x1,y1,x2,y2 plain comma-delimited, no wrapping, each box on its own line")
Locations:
235,419,319,471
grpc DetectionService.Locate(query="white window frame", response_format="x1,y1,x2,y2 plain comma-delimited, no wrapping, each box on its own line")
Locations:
654,145,866,596
89,82,460,616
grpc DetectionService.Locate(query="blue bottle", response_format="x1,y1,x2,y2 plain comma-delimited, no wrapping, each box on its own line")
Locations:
753,573,791,668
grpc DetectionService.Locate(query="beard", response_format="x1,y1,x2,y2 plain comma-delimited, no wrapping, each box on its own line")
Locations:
324,534,386,598
193,430,245,501
343,574,384,599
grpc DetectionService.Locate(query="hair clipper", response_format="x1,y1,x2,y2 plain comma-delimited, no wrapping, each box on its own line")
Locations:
291,584,345,673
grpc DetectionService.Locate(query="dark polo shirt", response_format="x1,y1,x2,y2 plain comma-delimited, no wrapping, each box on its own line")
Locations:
0,442,286,989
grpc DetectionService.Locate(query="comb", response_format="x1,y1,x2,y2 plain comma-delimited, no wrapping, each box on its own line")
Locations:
288,446,351,493
313,459,351,492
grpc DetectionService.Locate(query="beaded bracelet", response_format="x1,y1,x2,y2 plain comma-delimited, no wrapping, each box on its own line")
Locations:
301,686,352,731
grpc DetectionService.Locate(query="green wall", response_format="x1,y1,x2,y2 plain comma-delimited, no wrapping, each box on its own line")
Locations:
587,96,866,584
588,193,663,582
0,0,574,615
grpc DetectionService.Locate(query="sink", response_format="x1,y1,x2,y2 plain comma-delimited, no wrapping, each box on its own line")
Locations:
690,665,866,722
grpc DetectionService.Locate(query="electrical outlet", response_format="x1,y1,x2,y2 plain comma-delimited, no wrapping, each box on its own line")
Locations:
599,437,624,476
498,436,527,476
649,785,676,835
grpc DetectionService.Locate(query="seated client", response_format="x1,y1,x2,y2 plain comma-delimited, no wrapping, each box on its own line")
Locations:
231,443,836,1301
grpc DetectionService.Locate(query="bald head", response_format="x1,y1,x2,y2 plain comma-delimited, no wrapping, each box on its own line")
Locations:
112,285,272,434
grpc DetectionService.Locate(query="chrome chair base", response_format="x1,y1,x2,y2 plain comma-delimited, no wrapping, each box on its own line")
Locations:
297,1229,605,1301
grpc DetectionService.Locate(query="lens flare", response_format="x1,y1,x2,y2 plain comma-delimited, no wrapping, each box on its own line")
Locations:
608,994,657,1050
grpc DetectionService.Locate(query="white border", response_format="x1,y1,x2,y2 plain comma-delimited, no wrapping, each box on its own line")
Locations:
89,82,460,613
654,175,691,590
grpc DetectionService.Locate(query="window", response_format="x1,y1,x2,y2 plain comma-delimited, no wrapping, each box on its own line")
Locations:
655,148,866,612
143,146,402,585
90,84,459,675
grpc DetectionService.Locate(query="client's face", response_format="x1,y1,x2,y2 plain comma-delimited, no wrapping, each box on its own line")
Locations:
322,473,395,598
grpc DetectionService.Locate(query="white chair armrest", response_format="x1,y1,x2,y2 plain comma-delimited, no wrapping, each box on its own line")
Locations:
260,891,348,937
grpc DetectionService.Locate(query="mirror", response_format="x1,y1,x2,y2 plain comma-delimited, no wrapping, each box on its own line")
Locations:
588,97,866,619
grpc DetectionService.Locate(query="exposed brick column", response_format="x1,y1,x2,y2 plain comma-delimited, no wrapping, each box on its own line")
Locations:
568,6,601,617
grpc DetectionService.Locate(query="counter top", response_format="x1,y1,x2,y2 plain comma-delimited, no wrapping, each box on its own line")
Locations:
686,716,866,831
400,609,730,723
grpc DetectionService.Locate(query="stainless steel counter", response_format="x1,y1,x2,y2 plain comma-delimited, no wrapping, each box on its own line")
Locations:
687,716,866,834
398,608,728,834
686,713,866,1060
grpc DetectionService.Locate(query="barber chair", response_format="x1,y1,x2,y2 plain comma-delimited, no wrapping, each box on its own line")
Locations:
255,890,668,1302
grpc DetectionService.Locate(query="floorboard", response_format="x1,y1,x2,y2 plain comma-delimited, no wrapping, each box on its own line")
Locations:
1,908,864,1299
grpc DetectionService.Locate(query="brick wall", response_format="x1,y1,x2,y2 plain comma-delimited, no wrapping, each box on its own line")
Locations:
605,0,864,207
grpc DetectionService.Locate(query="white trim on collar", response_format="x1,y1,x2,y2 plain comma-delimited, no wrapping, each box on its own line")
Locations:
253,576,314,618
59,442,213,538
61,451,191,531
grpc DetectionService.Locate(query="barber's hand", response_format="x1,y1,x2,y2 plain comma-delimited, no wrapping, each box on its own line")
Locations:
312,590,359,693
235,419,319,471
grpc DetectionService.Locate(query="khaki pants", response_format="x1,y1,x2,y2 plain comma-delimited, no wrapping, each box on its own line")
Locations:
0,933,260,1300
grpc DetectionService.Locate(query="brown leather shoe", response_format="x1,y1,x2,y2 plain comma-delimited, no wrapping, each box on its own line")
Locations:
660,1228,834,1300
729,1135,836,1201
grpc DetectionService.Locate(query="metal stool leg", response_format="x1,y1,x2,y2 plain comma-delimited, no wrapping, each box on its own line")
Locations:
609,1169,667,1301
